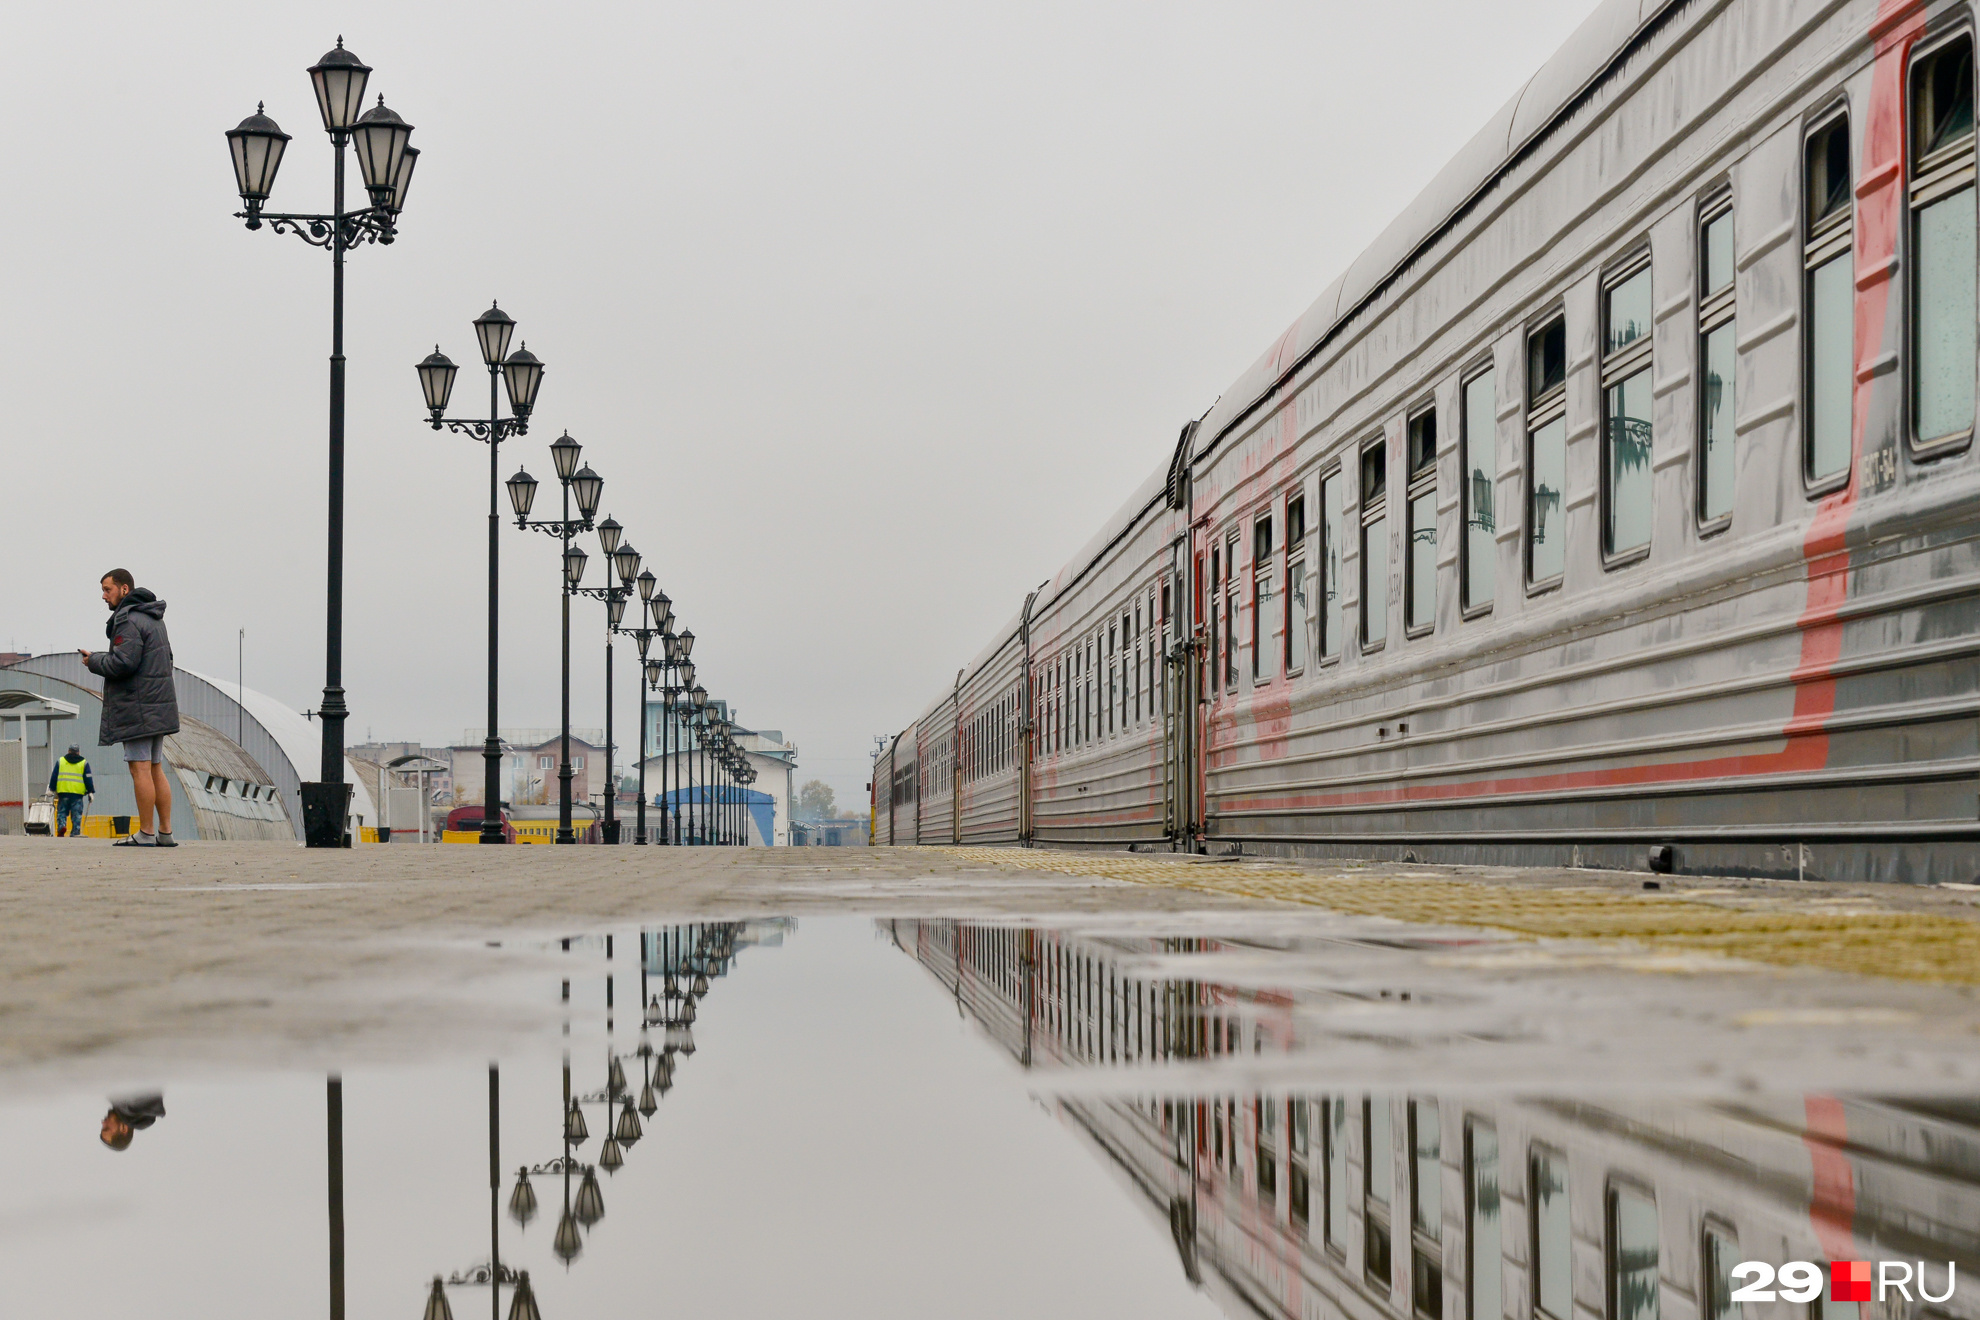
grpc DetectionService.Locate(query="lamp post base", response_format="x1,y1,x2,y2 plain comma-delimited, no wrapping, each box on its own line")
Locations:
300,781,355,848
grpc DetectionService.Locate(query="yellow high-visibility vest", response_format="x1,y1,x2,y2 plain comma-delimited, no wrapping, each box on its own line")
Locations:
54,757,88,795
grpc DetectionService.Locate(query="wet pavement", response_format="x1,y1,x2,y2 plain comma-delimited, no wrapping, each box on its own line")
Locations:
2,840,1978,1317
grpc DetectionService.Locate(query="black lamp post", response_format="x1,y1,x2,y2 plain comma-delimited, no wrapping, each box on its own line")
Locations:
417,306,545,844
228,40,415,847
689,685,708,843
508,433,603,843
574,524,641,844
617,580,665,845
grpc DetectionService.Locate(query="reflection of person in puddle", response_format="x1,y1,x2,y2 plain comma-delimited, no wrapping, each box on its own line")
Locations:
99,1094,166,1151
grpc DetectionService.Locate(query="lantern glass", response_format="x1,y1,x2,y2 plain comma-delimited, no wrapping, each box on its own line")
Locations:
652,592,672,628
502,346,544,416
637,569,657,602
564,543,588,588
508,1272,543,1320
607,595,627,630
473,302,516,368
636,631,653,660
508,1168,538,1226
424,1277,455,1320
307,38,371,133
613,543,640,584
350,96,413,203
692,685,708,710
570,465,604,520
678,629,696,660
416,347,457,417
506,468,538,519
549,431,582,480
575,1167,605,1226
595,517,623,557
564,1097,588,1144
679,661,695,689
386,144,418,213
226,104,290,201
644,658,662,687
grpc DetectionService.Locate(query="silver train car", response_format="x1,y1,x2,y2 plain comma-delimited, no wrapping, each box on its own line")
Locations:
873,0,1980,883
894,919,1979,1320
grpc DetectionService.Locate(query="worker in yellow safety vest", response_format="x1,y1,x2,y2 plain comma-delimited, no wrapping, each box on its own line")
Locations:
48,744,94,838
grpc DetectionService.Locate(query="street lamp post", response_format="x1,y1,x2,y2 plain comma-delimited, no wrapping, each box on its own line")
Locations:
618,581,665,844
416,305,545,844
574,524,641,845
689,686,708,843
228,39,416,847
507,433,603,844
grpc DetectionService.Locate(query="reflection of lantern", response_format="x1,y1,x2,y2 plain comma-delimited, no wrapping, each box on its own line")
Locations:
1469,470,1496,533
564,1098,588,1144
553,1210,583,1263
575,1166,606,1226
508,1272,543,1320
508,1167,538,1227
616,1098,644,1145
1531,484,1562,545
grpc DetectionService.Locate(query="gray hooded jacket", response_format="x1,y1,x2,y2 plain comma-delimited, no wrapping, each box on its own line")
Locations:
86,589,180,745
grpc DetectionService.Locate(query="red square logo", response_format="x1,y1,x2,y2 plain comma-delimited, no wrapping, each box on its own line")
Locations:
1830,1261,1873,1303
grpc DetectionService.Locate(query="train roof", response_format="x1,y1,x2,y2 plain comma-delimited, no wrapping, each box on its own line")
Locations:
1191,0,1682,463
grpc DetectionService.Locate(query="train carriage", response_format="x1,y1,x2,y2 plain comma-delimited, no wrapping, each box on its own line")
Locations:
875,0,1980,883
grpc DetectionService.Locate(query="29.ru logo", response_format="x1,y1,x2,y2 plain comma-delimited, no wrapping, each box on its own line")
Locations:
1730,1260,1956,1304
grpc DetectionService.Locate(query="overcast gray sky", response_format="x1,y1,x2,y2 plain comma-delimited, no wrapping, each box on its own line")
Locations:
4,0,1597,809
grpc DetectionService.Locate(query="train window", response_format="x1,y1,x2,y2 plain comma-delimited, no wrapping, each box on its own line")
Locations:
1254,516,1274,681
1464,369,1498,610
1411,1099,1444,1320
1257,1097,1279,1208
1321,471,1345,661
1529,318,1566,402
1367,1097,1395,1289
1532,1146,1571,1320
1805,112,1854,485
1911,36,1976,452
1701,1222,1740,1320
1700,197,1738,526
1208,546,1221,694
1408,410,1438,635
1107,625,1117,737
1287,494,1308,674
1467,1119,1501,1320
1607,1183,1659,1320
1604,262,1655,560
1118,613,1128,726
1326,1095,1350,1257
1362,440,1389,648
1290,1100,1313,1230
1520,316,1568,585
1225,533,1240,687
1133,603,1142,724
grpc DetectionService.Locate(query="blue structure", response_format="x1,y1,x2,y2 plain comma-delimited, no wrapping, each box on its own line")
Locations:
657,785,777,845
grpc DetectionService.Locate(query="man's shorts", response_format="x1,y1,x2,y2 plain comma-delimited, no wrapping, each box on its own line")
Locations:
122,735,166,764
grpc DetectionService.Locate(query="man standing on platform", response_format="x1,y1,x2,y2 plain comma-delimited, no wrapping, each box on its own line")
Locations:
78,569,180,848
48,743,93,837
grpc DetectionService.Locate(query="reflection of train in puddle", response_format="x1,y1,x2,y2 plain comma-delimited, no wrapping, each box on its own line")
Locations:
891,919,1977,1320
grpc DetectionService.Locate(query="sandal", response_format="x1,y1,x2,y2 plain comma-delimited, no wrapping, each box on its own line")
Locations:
113,835,156,848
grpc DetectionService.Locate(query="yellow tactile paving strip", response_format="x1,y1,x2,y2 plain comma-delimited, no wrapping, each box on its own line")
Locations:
928,848,1980,985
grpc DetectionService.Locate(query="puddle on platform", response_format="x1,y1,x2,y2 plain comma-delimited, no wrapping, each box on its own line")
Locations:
3,915,1977,1319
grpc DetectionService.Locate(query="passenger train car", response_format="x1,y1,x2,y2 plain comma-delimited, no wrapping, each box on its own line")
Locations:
874,0,1980,883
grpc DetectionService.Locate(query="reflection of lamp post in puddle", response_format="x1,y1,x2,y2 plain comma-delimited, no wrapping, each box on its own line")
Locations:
423,1065,544,1320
